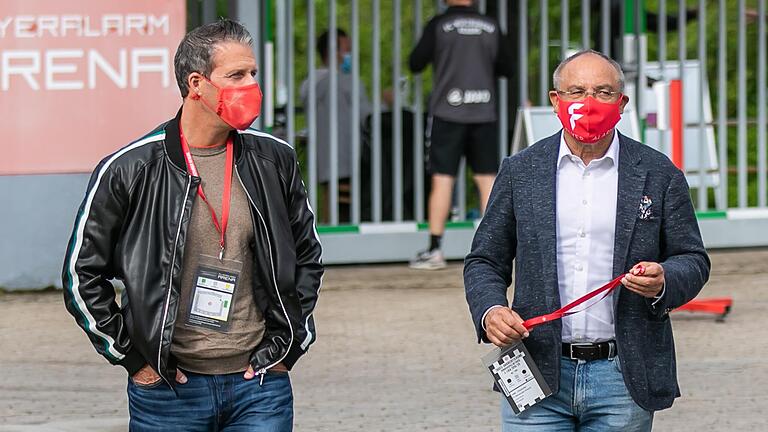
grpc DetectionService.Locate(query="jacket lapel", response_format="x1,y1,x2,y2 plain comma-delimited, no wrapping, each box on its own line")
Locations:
612,133,646,305
532,135,561,308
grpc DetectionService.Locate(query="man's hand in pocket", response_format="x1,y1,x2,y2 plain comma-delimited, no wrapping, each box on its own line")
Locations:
132,364,187,385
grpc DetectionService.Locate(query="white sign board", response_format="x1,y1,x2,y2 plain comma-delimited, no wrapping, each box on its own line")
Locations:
642,60,720,197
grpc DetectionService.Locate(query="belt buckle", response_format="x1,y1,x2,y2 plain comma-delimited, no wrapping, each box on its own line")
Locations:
569,342,593,360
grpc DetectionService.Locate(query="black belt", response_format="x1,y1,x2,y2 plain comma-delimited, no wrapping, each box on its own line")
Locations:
562,341,617,361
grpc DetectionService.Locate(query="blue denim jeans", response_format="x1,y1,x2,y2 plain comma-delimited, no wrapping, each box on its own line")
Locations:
127,370,293,432
501,356,653,432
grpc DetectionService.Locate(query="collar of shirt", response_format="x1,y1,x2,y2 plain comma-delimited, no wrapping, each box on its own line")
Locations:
557,130,620,170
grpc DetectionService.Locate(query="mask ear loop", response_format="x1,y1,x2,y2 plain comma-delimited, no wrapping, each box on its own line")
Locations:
194,77,224,116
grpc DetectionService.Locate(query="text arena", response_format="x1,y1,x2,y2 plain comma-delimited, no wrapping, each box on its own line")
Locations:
1,2,186,175
1,14,172,91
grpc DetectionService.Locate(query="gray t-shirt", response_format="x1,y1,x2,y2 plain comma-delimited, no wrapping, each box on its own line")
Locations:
171,144,265,375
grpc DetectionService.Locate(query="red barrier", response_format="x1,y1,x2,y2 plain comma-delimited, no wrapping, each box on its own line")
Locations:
669,79,684,169
674,298,733,322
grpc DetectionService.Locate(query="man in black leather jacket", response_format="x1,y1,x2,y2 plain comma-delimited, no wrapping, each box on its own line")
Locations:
62,19,322,431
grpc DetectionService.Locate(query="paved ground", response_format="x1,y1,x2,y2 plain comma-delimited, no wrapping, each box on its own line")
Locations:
1,249,767,431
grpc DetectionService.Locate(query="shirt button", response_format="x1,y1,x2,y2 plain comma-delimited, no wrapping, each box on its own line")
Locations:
579,231,586,238
582,200,588,205
575,263,583,271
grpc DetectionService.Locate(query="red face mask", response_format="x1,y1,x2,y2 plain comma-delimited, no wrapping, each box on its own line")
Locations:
197,78,263,130
556,95,623,144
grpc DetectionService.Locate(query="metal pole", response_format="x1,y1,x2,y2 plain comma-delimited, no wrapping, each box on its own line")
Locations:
372,0,382,222
235,0,263,130
307,1,318,213
658,0,667,156
189,0,201,28
635,0,644,137
351,0,361,223
738,0,747,207
202,0,216,24
561,0,569,59
519,0,528,105
499,0,508,160
717,0,728,210
697,0,707,210
458,161,466,221
581,0,590,49
328,1,339,224
393,0,403,222
539,0,549,105
758,0,767,207
678,0,686,188
414,0,425,222
276,0,287,110
454,0,467,217
601,0,610,54
286,0,295,147
259,2,265,130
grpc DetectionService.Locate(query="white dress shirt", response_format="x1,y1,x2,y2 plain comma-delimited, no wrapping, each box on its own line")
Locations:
556,131,619,343
480,131,664,340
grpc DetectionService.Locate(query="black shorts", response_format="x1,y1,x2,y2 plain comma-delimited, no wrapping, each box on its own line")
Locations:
427,117,500,176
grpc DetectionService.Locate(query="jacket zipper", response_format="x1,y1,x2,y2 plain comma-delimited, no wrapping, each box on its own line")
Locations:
157,175,191,387
235,166,294,377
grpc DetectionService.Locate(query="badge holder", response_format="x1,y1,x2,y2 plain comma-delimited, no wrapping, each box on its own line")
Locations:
482,342,552,415
186,254,243,333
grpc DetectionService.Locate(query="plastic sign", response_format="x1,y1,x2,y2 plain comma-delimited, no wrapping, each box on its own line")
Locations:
0,0,185,175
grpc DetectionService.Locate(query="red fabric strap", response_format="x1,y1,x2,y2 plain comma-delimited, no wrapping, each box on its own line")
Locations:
521,265,645,331
179,126,234,258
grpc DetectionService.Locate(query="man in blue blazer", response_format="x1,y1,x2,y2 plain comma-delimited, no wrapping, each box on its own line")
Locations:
464,50,710,431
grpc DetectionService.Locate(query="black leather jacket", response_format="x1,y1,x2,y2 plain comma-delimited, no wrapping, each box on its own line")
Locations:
62,111,323,388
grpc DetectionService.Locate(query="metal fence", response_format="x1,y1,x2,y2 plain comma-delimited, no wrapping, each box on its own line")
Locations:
210,0,768,262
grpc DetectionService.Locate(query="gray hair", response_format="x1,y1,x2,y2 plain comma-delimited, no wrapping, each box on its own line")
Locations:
552,49,625,92
173,19,253,98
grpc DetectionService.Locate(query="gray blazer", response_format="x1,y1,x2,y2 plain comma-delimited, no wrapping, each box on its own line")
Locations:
464,131,710,411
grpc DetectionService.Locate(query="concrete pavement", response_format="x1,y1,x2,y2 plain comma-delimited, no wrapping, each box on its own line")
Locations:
1,249,766,431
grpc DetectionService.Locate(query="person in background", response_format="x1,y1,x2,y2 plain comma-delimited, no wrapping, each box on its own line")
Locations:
300,28,373,223
63,19,323,431
408,0,512,270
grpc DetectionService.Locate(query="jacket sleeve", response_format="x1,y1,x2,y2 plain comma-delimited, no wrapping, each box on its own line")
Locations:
464,158,517,343
61,157,145,376
408,17,438,73
282,154,324,369
649,170,711,316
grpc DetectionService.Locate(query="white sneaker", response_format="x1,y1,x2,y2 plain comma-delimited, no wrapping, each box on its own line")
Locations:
409,249,447,270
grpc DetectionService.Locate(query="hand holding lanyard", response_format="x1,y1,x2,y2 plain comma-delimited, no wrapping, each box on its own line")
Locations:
521,265,645,331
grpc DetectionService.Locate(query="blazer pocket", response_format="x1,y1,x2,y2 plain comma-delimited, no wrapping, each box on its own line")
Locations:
636,215,661,229
646,320,672,358
645,320,677,397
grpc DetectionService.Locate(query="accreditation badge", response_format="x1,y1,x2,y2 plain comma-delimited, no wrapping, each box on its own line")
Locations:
482,342,552,415
185,255,243,332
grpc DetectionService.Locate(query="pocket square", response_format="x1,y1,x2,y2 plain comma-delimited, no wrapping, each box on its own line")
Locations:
638,196,653,220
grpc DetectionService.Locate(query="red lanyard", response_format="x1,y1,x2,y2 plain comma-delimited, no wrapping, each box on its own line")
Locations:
521,266,644,331
179,127,234,260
